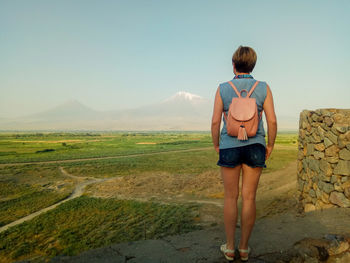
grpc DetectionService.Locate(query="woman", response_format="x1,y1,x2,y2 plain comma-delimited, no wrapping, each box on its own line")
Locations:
211,46,277,261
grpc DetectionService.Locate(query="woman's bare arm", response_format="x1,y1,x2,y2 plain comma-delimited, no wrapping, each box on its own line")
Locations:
211,86,223,153
263,84,277,160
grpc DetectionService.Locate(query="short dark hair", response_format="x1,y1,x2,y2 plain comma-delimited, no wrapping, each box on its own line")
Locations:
232,46,257,73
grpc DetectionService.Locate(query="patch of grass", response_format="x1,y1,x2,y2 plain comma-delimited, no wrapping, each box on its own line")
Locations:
0,165,75,225
0,164,67,186
0,196,201,262
61,149,219,178
0,132,212,164
0,186,70,227
60,145,297,178
264,147,297,173
274,132,298,145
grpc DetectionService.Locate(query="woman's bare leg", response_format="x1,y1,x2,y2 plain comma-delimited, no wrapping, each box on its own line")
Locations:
221,165,241,254
239,164,262,255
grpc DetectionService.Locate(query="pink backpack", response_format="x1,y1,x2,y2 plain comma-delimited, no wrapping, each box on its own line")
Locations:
223,81,261,140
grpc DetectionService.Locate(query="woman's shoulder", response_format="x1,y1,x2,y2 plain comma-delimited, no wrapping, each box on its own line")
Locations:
218,80,231,89
218,80,233,97
252,79,268,92
254,80,268,102
255,79,268,86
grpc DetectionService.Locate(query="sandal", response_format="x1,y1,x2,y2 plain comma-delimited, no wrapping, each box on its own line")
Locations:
220,243,235,261
238,246,251,262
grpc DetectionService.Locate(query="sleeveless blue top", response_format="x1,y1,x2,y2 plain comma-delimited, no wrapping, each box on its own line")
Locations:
219,76,267,149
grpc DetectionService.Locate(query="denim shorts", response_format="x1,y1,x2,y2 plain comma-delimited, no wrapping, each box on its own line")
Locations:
217,143,267,168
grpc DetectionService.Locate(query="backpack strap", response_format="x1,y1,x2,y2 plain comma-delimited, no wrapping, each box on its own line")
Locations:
228,81,241,98
228,80,260,98
247,81,259,97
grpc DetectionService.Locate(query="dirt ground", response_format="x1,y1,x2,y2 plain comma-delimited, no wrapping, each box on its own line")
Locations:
84,160,299,227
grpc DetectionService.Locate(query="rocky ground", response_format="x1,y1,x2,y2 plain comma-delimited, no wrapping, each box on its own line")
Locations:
49,207,350,263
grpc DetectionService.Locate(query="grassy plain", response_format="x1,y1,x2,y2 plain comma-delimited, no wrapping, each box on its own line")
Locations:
0,131,297,262
0,132,211,164
0,196,200,262
0,165,75,227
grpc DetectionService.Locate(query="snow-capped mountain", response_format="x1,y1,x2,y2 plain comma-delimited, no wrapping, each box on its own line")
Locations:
0,92,299,131
0,92,212,131
164,91,207,103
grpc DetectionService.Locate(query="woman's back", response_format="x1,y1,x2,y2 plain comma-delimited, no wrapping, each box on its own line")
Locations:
219,77,267,149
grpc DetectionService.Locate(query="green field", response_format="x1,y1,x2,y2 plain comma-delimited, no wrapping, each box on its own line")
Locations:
0,131,297,262
0,196,201,262
0,132,212,164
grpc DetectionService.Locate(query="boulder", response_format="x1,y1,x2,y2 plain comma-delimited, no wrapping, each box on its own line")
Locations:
307,144,315,156
326,131,338,145
324,116,334,127
330,175,338,184
345,187,350,199
319,172,331,182
317,181,334,194
313,151,324,159
311,133,322,143
308,159,320,173
319,109,332,116
335,126,347,134
303,145,308,156
320,160,333,176
334,182,343,191
325,234,350,256
311,113,319,122
326,156,339,164
324,137,334,148
334,160,350,176
333,113,347,124
314,143,325,152
342,181,350,198
325,145,339,157
339,148,350,161
341,176,348,183
309,189,316,198
298,180,305,191
317,126,326,140
299,128,306,139
339,133,349,149
321,192,330,204
297,160,303,172
304,203,316,212
329,191,350,207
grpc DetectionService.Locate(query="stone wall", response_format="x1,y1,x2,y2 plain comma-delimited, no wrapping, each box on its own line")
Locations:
298,109,350,212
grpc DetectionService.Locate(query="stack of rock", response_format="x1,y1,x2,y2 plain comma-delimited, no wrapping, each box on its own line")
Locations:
297,109,350,212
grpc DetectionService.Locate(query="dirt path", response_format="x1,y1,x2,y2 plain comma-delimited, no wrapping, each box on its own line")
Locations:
0,158,298,234
84,160,298,226
0,147,212,167
0,167,117,234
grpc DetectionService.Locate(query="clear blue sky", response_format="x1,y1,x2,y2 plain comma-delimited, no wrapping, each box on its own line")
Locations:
1,0,349,119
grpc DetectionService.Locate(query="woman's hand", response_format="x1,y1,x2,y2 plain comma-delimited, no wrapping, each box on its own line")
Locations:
263,84,277,161
214,145,219,153
265,144,274,161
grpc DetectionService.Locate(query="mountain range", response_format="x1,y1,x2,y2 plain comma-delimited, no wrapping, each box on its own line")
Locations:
0,92,298,131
